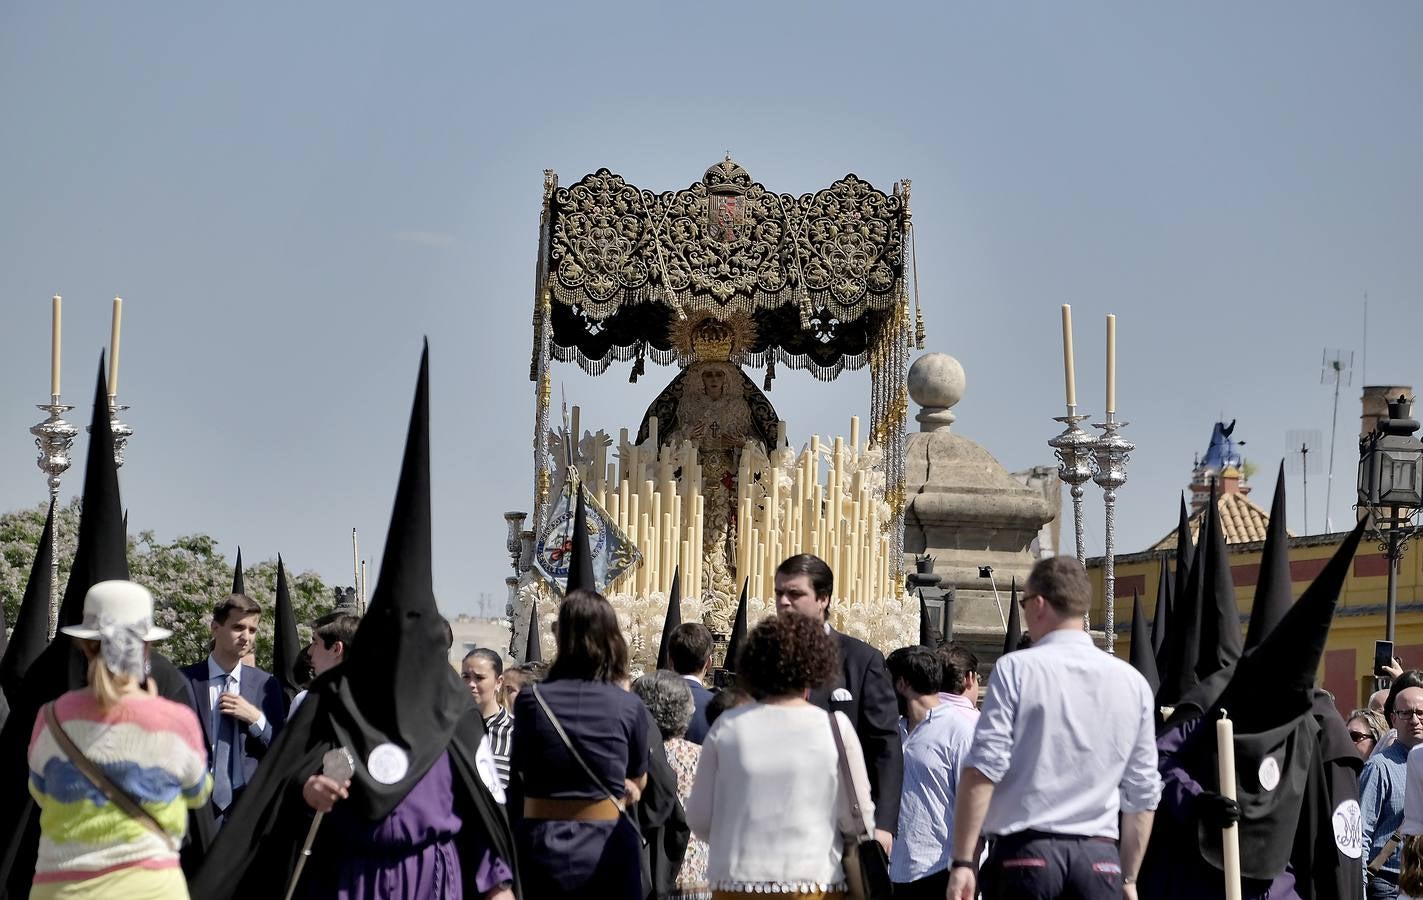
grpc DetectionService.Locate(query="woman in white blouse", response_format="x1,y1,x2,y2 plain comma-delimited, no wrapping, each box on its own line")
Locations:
686,613,874,900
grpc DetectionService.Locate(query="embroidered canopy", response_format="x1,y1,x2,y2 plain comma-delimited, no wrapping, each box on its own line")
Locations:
534,158,912,379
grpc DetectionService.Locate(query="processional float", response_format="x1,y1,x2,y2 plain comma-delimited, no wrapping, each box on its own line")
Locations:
505,157,923,667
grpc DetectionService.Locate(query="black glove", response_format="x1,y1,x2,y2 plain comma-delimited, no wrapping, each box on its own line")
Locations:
1196,792,1241,829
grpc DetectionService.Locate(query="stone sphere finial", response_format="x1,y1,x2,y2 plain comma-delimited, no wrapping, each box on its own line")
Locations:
908,352,965,432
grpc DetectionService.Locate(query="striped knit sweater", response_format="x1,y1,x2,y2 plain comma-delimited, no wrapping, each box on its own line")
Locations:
27,689,211,884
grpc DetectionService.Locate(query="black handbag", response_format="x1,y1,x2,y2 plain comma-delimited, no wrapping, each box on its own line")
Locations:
828,712,893,900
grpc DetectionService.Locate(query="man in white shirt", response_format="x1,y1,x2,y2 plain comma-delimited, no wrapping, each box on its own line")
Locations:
886,646,974,899
947,556,1161,900
179,594,287,820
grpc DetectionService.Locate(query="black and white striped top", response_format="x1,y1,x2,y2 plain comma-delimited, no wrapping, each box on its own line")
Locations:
483,708,514,792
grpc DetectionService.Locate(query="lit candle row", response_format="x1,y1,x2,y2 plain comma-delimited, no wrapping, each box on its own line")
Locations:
1059,304,1117,415
47,296,125,398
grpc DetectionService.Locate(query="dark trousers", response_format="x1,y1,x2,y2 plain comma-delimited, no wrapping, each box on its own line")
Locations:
892,869,949,899
981,831,1123,900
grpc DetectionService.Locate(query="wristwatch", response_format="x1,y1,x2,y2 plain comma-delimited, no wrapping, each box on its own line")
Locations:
950,859,976,871
1123,874,1137,885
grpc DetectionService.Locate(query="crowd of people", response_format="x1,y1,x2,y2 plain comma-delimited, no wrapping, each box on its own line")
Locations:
3,350,1415,900
8,545,1181,900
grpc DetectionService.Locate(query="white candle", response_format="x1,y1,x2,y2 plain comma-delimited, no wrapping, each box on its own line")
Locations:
1217,711,1242,900
1105,314,1117,415
108,297,123,397
1061,304,1076,410
50,295,62,397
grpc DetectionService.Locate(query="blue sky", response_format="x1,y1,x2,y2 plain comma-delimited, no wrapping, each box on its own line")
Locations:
2,3,1420,616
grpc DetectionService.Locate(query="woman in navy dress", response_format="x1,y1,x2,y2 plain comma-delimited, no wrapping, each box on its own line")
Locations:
511,589,648,898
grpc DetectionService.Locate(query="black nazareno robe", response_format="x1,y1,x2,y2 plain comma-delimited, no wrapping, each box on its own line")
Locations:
189,667,519,898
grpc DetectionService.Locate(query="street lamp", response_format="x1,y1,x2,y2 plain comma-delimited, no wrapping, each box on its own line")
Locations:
1357,394,1423,643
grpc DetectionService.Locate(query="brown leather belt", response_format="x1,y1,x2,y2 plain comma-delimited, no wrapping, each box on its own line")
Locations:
523,796,623,821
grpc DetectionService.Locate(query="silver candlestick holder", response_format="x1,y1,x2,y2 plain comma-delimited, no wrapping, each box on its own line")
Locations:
1048,412,1096,566
31,397,79,638
504,512,528,574
1049,411,1096,633
1092,413,1134,656
87,397,134,467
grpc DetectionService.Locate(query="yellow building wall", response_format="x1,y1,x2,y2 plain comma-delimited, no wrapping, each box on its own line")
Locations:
1088,532,1423,714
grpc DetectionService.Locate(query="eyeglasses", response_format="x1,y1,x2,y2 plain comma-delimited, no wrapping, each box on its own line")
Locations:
1019,594,1040,609
1349,731,1374,743
1393,709,1423,720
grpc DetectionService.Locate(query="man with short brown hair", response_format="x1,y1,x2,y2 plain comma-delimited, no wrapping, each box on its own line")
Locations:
180,594,287,820
947,556,1160,900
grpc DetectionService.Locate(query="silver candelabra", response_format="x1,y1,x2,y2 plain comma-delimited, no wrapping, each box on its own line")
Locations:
30,397,78,638
1092,414,1134,655
1048,412,1095,565
87,397,133,468
1049,411,1096,631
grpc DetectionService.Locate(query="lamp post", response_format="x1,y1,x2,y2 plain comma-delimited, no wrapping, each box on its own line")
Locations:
1357,394,1423,644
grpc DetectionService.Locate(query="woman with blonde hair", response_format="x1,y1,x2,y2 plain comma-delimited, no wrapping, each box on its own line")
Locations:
27,581,210,899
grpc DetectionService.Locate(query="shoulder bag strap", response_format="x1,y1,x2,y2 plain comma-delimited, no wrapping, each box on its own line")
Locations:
827,710,873,841
44,703,178,851
530,684,645,841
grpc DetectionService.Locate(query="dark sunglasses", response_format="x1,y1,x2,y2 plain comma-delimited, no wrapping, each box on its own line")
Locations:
1349,730,1374,743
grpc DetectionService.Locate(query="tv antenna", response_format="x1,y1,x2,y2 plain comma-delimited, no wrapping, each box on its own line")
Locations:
1321,349,1354,533
1286,429,1322,535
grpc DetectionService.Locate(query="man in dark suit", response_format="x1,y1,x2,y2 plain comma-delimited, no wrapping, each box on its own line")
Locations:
776,553,903,857
180,593,288,821
668,622,715,743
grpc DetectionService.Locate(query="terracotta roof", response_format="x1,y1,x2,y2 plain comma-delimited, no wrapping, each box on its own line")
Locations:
1150,491,1289,550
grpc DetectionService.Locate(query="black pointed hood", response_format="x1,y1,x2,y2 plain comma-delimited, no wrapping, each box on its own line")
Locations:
1160,506,1207,706
1129,590,1159,694
1151,552,1171,660
0,501,56,702
657,567,682,670
1181,518,1369,882
326,343,470,820
272,556,301,699
1218,518,1367,727
564,485,595,594
1195,483,1243,682
57,358,129,629
1003,578,1022,654
231,548,245,595
1172,494,1195,607
524,594,543,663
725,579,749,672
1244,464,1292,650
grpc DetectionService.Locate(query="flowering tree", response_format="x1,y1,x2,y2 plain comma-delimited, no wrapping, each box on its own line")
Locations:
1,501,332,671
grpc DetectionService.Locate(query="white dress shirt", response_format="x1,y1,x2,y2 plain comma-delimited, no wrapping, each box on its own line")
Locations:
205,656,267,739
964,629,1161,839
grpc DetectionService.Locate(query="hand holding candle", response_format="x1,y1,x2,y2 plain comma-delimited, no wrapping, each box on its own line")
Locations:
1105,314,1116,415
51,296,62,398
1060,304,1076,410
108,297,123,397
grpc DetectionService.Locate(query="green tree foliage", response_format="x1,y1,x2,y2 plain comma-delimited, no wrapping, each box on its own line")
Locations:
1,500,332,671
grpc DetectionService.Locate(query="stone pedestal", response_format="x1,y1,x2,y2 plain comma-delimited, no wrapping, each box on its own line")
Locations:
903,353,1057,664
